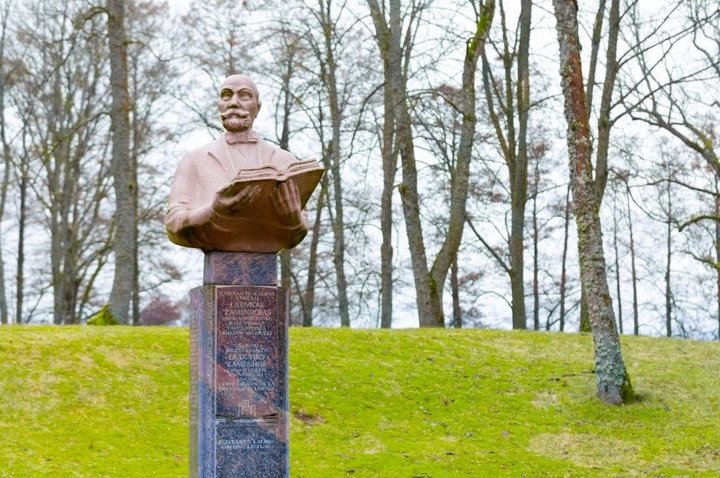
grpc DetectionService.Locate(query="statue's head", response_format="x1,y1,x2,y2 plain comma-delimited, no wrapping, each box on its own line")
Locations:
217,74,262,132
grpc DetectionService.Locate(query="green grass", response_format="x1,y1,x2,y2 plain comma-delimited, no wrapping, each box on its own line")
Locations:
0,326,719,477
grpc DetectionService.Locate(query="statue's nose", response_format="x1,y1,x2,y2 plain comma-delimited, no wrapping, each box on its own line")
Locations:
227,94,240,107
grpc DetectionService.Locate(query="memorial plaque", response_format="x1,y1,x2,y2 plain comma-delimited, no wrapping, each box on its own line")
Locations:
215,286,283,418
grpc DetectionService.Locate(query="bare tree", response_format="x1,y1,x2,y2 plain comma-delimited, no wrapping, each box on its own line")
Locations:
478,0,532,329
625,183,640,336
622,0,720,338
715,174,720,339
368,0,495,327
305,0,352,327
300,179,328,327
610,179,624,335
253,17,305,323
106,0,136,324
558,183,572,332
552,0,633,404
11,0,115,324
126,0,189,323
659,157,678,337
14,143,29,324
365,0,410,327
0,0,14,324
271,17,333,328
714,174,720,339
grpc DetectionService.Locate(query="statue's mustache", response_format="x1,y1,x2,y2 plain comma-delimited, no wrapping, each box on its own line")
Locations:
221,110,250,120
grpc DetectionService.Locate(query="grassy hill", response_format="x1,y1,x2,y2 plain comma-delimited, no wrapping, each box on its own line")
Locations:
0,326,718,477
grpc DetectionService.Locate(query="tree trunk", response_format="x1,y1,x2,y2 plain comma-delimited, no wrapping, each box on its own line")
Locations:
451,255,461,328
0,120,8,325
665,175,672,337
302,178,327,327
319,0,350,328
428,0,496,327
578,0,619,333
553,0,633,404
396,107,441,326
559,183,571,332
368,0,493,327
612,194,623,334
592,0,620,204
0,5,11,325
509,213,527,329
108,0,136,324
0,151,8,326
379,59,397,329
532,150,540,331
510,0,531,331
716,174,720,341
389,0,440,327
15,163,26,324
49,133,77,325
367,0,439,327
665,216,672,337
627,189,639,336
278,57,295,325
479,0,528,329
579,289,591,332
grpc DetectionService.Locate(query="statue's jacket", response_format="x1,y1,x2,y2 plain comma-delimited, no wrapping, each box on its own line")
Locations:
166,132,306,252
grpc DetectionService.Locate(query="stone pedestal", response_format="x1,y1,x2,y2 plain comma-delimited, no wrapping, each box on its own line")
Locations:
190,252,289,478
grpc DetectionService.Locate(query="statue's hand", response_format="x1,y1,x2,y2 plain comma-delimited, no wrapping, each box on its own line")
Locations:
270,180,303,226
212,183,263,216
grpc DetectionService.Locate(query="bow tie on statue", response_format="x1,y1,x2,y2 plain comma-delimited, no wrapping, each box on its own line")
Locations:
225,131,260,144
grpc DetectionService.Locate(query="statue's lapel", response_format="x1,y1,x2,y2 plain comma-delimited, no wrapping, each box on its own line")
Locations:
207,136,235,177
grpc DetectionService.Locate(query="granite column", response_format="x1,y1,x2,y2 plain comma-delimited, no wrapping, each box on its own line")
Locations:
189,252,289,477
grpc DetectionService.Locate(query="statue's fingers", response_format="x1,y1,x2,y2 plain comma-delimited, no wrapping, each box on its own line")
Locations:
280,180,299,207
281,184,297,208
235,184,259,204
247,184,262,202
286,180,300,204
274,181,288,201
269,187,283,210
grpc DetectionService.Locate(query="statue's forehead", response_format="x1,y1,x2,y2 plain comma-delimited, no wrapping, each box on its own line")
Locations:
220,75,256,92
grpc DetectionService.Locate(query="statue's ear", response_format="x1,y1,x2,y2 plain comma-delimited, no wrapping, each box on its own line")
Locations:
256,100,262,116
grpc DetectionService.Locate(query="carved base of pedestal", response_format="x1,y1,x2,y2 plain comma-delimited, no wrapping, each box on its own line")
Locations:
189,253,288,478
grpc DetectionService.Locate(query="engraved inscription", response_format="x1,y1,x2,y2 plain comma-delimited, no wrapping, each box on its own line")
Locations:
215,286,280,417
217,438,273,450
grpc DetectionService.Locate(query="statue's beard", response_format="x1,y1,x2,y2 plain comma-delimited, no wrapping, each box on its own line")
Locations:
221,111,252,131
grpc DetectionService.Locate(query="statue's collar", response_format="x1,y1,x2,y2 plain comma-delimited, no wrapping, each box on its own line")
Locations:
224,130,260,144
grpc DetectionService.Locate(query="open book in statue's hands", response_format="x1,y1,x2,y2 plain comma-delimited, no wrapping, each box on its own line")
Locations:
216,159,324,223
